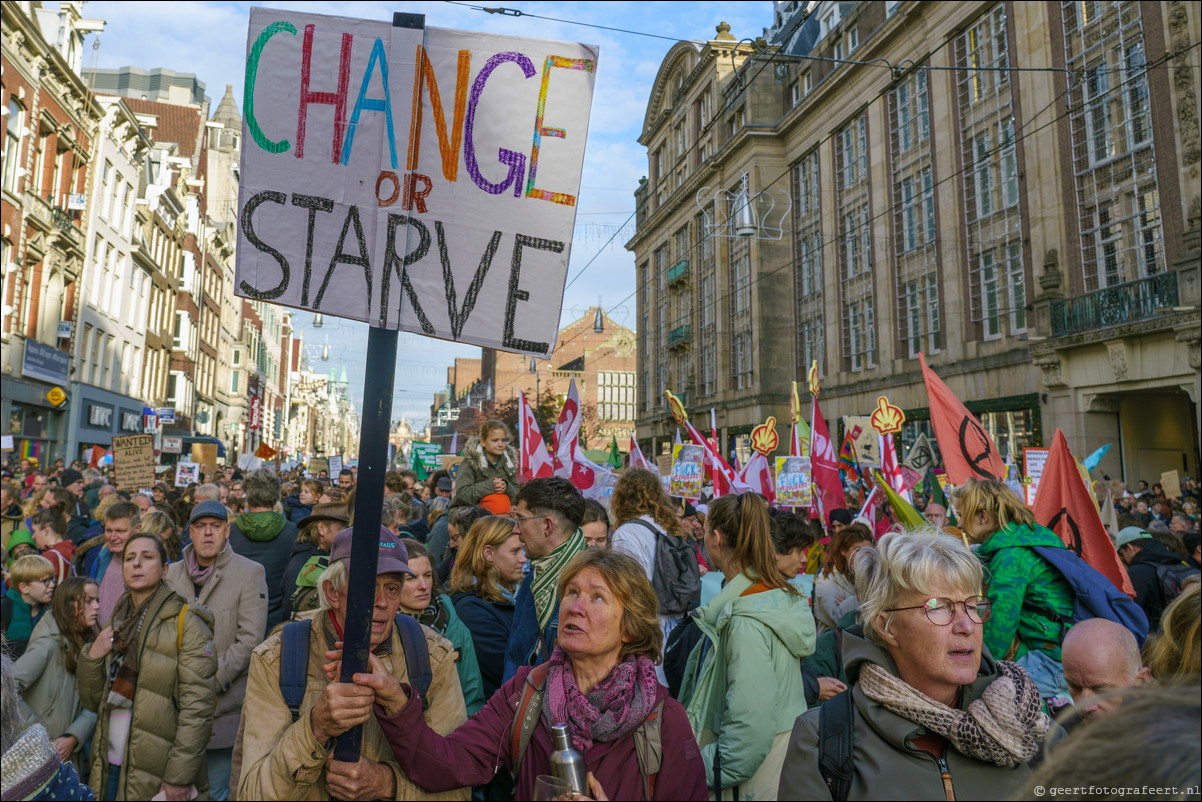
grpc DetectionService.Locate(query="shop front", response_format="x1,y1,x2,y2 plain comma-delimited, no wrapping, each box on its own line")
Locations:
65,382,146,463
3,340,73,468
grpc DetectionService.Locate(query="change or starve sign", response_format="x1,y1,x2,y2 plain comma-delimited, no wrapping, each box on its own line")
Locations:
236,9,598,356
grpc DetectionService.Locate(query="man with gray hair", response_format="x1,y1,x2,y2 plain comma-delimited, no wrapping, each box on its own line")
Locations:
195,483,223,502
227,468,299,632
1061,618,1151,722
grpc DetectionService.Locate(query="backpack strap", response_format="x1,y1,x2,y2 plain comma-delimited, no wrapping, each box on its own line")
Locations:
818,689,855,802
176,604,189,652
279,618,313,723
509,662,550,773
632,699,664,800
394,613,432,712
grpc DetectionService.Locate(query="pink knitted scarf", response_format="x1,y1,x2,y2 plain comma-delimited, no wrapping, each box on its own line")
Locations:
541,645,660,753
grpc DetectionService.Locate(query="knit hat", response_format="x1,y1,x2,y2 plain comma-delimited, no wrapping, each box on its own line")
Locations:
59,469,84,488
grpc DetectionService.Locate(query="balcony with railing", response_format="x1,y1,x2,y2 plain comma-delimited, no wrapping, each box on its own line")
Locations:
1049,272,1180,337
668,323,691,348
667,259,689,286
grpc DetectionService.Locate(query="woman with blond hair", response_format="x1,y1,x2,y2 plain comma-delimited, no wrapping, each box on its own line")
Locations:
953,478,1075,700
449,515,529,699
610,468,690,641
1144,584,1201,681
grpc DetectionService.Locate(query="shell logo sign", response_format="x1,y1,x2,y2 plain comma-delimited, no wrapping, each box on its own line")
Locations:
751,416,779,456
869,396,906,435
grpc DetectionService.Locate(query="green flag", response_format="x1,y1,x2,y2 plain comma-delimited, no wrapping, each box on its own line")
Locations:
608,435,622,469
874,470,926,529
927,467,958,526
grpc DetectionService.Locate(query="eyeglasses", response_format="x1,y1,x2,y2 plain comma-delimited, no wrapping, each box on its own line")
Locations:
508,514,543,525
885,596,992,626
32,577,57,587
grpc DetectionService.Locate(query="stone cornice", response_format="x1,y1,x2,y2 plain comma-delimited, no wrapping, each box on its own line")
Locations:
1028,309,1201,357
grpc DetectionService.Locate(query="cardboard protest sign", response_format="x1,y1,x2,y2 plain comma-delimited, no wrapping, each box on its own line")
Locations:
236,9,598,357
1022,447,1050,506
669,443,704,499
309,457,330,477
112,434,155,489
441,455,464,479
656,455,673,477
844,416,880,467
775,456,812,507
175,461,200,487
191,444,219,482
1161,470,1181,500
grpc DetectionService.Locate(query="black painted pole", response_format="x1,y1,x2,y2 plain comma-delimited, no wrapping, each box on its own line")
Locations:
332,10,423,764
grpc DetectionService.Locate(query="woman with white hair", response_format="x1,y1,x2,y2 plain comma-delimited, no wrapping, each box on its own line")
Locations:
778,527,1061,800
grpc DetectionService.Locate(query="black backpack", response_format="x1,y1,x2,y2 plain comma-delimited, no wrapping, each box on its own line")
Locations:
818,689,855,802
627,519,701,616
1156,561,1201,604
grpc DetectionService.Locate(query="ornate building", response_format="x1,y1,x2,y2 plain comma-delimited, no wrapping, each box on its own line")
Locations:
629,1,1200,481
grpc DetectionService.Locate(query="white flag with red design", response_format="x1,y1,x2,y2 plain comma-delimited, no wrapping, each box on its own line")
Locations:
739,452,776,504
682,419,750,497
879,433,910,502
552,378,610,497
518,391,553,482
629,436,658,474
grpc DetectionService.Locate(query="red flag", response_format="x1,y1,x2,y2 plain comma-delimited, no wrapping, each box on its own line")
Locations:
879,434,909,502
1033,429,1135,598
739,452,776,504
629,436,658,474
810,397,843,527
918,353,1005,485
255,443,277,460
88,445,106,468
518,391,554,482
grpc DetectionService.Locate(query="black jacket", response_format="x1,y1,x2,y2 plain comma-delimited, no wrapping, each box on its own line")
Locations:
1128,539,1186,630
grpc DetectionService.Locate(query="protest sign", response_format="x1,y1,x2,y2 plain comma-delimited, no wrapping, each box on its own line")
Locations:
410,442,442,479
440,455,464,479
775,456,812,507
191,444,219,481
844,416,880,467
161,435,183,454
1022,447,1050,506
329,455,344,480
236,8,597,356
1161,470,1181,500
902,432,936,473
309,457,330,477
656,455,673,477
669,443,704,499
175,461,200,487
112,434,155,489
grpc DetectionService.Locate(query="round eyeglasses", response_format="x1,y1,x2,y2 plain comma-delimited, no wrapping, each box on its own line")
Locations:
885,596,992,626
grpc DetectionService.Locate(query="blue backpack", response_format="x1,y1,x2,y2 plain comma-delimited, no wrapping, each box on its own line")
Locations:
1031,545,1150,647
279,613,433,720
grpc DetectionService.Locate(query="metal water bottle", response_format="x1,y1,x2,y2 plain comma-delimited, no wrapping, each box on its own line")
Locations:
549,723,588,795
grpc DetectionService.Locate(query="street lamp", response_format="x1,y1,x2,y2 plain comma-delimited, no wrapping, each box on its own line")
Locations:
529,355,540,404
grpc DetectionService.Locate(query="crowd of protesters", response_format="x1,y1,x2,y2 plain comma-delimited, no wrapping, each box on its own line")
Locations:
1,425,1199,801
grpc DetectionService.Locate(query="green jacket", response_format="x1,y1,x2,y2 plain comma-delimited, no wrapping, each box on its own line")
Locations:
804,609,859,687
449,436,519,511
77,584,217,800
410,593,487,717
680,570,816,792
976,522,1074,662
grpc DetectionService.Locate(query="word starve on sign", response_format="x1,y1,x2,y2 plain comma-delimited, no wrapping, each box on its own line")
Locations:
235,9,598,358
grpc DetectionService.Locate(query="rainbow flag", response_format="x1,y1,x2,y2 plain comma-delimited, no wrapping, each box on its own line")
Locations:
838,432,861,485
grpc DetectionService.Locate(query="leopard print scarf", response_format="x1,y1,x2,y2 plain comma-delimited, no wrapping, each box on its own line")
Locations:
859,660,1051,767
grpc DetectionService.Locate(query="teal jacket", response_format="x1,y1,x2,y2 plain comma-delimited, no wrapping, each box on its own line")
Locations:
976,522,1074,662
409,593,486,716
680,570,815,791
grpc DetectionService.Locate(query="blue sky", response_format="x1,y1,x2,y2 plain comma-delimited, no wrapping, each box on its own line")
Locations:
76,1,773,428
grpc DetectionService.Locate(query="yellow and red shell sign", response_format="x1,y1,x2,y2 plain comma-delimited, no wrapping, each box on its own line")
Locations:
869,396,905,435
807,361,820,397
664,390,689,427
751,416,779,456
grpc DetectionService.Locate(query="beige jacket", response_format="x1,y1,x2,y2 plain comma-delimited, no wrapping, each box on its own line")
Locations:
237,610,470,801
166,543,268,748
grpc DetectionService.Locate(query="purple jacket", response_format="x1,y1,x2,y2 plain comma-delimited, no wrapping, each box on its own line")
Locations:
376,664,707,801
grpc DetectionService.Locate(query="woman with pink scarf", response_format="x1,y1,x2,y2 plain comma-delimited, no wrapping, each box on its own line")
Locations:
334,549,708,800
